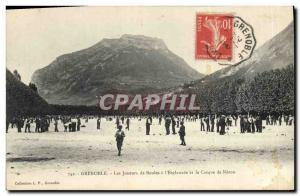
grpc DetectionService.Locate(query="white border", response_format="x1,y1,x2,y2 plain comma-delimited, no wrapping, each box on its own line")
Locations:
0,0,298,195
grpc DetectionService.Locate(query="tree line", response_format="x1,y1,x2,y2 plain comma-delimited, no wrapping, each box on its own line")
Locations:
7,65,295,117
185,64,294,115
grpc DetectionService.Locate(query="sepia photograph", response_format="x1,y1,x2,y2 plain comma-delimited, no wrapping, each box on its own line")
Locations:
5,6,295,191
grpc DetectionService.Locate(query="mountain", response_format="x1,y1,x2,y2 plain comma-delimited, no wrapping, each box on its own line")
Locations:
32,34,204,105
200,22,294,82
179,22,294,114
6,69,51,118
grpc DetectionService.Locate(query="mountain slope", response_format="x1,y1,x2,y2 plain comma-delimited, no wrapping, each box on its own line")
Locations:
6,69,51,118
202,22,294,82
179,22,294,114
32,34,204,105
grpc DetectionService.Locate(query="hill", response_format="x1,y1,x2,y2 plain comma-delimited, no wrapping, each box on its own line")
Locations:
6,69,51,118
32,35,204,105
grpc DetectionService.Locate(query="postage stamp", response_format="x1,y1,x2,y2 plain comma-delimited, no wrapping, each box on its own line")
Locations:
196,14,233,60
196,13,256,66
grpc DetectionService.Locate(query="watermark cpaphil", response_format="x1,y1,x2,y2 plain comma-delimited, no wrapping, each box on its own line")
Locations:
96,94,200,112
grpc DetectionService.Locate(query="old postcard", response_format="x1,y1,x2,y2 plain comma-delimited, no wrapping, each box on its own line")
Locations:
6,6,295,190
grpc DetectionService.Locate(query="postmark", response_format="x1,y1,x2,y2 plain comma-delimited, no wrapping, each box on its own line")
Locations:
196,13,256,66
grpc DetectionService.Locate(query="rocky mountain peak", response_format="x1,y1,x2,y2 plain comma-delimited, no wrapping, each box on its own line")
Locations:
31,34,203,105
98,34,168,51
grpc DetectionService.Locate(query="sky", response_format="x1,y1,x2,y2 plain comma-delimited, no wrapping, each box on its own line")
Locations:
6,6,293,84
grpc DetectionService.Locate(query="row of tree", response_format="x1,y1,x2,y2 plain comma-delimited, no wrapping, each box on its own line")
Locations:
186,65,294,115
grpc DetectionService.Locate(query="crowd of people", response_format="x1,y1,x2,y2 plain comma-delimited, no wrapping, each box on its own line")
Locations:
6,113,294,156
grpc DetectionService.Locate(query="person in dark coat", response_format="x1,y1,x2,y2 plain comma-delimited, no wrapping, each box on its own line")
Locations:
255,116,262,133
68,122,72,132
233,115,238,126
245,117,251,133
205,116,210,132
216,116,220,133
97,117,101,130
240,115,244,133
171,116,176,134
77,118,81,131
200,118,205,131
72,121,76,132
178,122,186,146
126,118,130,130
24,118,31,133
116,117,120,128
54,119,59,132
146,117,151,135
35,118,40,132
165,116,171,135
159,116,162,125
219,115,226,135
250,116,255,133
211,116,215,132
16,117,23,133
115,125,125,156
6,119,9,133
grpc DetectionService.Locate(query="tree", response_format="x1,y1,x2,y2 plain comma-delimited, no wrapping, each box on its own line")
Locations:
13,70,21,81
29,82,38,93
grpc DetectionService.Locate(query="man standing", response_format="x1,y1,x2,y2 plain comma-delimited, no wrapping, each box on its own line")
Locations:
240,115,244,133
200,117,205,132
211,115,215,132
146,117,151,135
216,116,220,133
64,121,68,132
97,117,101,130
24,118,31,133
255,115,262,133
219,115,226,135
54,119,59,132
205,116,210,132
249,116,255,133
233,115,238,126
71,118,76,132
266,115,270,125
178,122,186,146
278,115,282,126
116,117,120,128
165,115,171,135
115,125,125,156
159,115,162,125
77,117,81,131
171,116,176,134
35,117,40,132
16,117,23,133
126,118,130,130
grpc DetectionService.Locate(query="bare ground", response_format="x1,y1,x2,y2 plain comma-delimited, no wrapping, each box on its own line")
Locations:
6,117,294,190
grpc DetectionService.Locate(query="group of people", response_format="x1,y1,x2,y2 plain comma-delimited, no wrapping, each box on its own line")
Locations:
7,113,294,156
266,114,294,126
8,116,51,133
7,116,85,133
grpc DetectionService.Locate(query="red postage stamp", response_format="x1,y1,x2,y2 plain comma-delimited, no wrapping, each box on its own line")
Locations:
196,13,233,60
